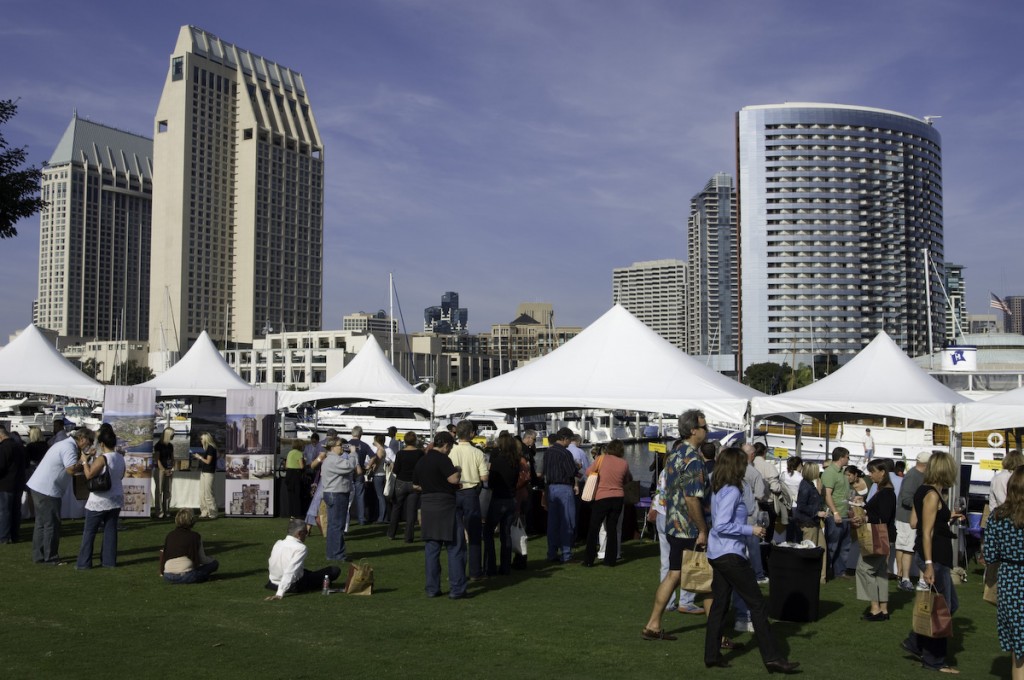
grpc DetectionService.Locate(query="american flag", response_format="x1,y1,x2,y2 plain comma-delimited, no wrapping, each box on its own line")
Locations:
990,292,1012,316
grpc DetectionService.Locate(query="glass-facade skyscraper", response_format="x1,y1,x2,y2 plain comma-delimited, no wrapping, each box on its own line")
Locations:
737,103,944,370
686,173,737,357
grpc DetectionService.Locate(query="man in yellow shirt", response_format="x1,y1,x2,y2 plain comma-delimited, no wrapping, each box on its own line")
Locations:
448,421,489,580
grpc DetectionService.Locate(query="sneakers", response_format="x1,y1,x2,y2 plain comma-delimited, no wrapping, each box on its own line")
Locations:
756,576,770,585
678,603,706,615
734,619,755,633
916,579,931,591
898,579,915,592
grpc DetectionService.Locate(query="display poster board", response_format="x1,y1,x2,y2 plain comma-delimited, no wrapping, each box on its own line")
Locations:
103,386,157,518
224,389,277,517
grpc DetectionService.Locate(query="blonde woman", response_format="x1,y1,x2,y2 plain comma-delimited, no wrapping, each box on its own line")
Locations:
902,451,961,674
192,432,218,519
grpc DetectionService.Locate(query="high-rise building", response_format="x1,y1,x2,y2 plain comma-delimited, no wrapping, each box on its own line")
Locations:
424,291,468,334
150,26,324,368
686,173,737,357
35,115,152,340
943,263,968,344
1004,296,1024,335
611,260,686,350
737,103,944,369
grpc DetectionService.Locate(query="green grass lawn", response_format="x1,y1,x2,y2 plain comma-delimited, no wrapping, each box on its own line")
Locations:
0,517,1008,679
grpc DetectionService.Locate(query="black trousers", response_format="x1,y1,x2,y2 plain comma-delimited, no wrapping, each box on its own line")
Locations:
584,497,623,566
704,553,783,666
265,565,342,594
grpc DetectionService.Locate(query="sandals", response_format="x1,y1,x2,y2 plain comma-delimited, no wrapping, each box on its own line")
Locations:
720,637,740,650
641,628,678,641
926,666,960,674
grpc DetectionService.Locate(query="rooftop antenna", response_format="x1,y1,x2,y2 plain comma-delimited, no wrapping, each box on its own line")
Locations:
923,115,942,125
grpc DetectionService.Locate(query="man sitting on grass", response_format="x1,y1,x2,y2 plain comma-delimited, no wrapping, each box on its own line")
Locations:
264,518,342,599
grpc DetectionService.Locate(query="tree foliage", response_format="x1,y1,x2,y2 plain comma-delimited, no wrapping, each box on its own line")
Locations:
111,360,154,385
743,361,817,394
0,99,46,239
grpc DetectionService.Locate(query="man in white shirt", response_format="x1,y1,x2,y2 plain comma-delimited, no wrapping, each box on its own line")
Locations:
264,518,341,599
26,428,91,564
863,429,875,462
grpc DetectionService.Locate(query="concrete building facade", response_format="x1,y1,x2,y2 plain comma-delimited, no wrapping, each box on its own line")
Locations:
943,262,968,344
737,103,944,370
150,25,324,369
612,260,687,350
35,116,152,341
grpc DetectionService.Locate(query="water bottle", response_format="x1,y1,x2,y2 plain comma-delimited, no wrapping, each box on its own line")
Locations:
322,574,330,595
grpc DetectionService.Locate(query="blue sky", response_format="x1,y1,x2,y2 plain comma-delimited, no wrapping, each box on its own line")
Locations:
2,0,1022,345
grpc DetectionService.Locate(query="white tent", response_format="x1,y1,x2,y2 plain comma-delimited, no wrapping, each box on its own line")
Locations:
0,324,104,401
751,331,970,425
140,330,252,397
434,305,759,423
956,387,1024,433
277,335,432,410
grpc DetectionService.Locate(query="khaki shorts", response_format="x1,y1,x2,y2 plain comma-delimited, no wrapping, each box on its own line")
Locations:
895,520,915,552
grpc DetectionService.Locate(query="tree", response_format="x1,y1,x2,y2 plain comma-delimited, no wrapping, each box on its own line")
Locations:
80,358,104,380
0,99,46,239
743,362,792,394
111,360,154,385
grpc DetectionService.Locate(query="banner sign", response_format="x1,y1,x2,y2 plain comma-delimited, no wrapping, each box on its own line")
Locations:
225,389,277,517
103,386,157,518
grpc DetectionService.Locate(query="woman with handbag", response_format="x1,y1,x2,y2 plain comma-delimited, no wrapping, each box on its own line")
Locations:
902,451,961,674
982,467,1024,680
582,439,632,568
851,459,896,621
76,424,126,569
703,447,799,674
483,432,519,576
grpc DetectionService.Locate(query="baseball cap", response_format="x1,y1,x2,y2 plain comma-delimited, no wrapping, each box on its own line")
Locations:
916,450,932,464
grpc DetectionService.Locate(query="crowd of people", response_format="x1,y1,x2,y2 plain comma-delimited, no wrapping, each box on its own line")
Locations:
3,412,1023,676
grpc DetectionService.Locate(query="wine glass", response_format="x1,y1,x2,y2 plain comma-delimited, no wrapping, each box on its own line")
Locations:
756,511,770,543
952,496,967,528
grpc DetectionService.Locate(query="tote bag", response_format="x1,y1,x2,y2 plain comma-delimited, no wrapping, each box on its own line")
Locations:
912,587,953,638
581,456,604,502
857,522,889,558
680,550,713,593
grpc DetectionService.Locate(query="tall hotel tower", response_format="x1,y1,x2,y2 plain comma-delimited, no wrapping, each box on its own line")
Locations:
150,26,324,368
737,103,943,370
686,173,737,358
35,116,152,340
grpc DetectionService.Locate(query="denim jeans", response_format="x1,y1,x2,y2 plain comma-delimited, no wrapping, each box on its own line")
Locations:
745,532,765,579
324,491,350,561
456,487,483,578
825,514,851,579
351,477,366,524
30,491,63,563
373,475,388,523
424,511,467,597
77,507,121,568
546,484,576,561
904,555,959,670
163,560,220,584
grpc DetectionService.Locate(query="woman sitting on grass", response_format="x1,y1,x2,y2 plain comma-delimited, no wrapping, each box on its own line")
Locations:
160,508,219,584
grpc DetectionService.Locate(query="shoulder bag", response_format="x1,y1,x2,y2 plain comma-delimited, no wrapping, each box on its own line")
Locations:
581,455,604,502
86,453,112,493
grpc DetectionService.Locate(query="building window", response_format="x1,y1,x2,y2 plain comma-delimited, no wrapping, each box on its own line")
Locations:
158,120,168,133
171,57,184,81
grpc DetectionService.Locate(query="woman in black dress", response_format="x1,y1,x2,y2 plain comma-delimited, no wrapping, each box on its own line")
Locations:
483,432,519,576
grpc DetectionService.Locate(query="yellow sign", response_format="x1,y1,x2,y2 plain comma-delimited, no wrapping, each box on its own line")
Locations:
648,442,667,454
472,436,488,447
773,447,789,459
541,437,550,447
980,460,1003,471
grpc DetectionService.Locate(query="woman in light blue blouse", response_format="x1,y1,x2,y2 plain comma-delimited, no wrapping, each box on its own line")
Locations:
703,447,799,674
